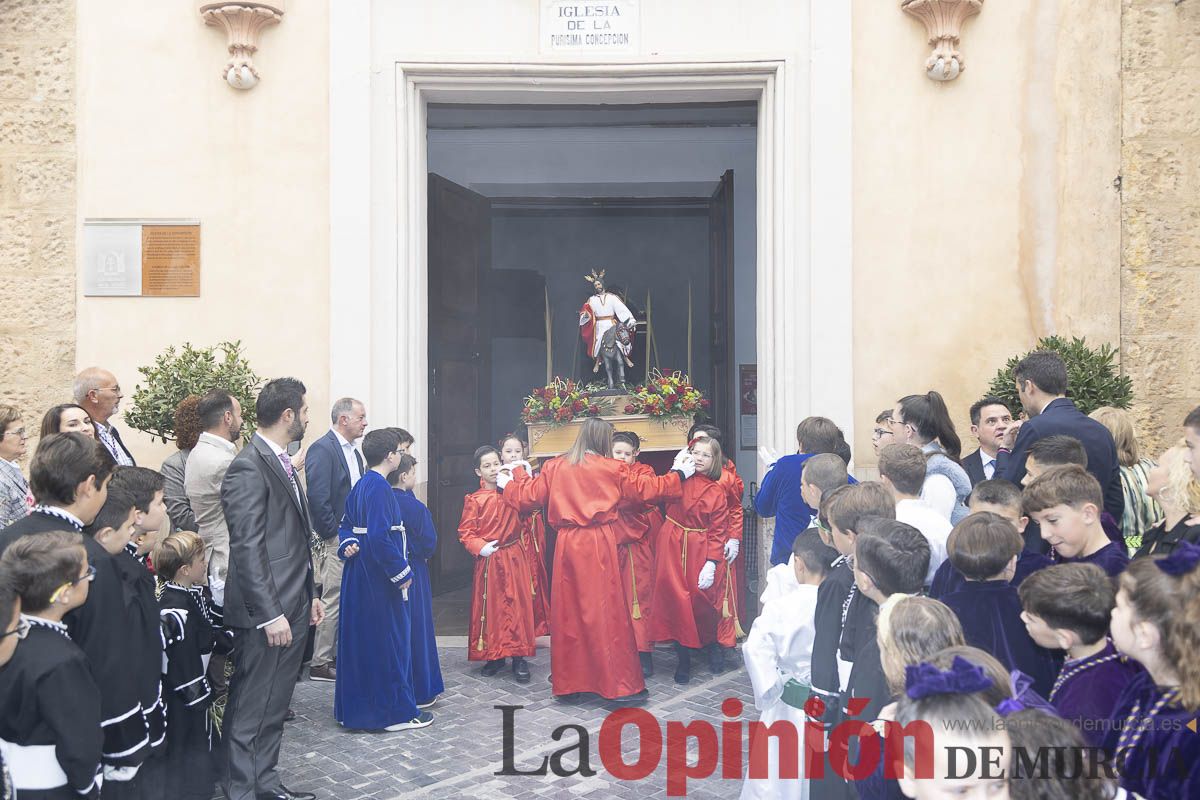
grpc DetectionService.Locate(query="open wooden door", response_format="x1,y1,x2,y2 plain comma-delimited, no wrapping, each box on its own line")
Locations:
709,169,735,437
428,173,492,594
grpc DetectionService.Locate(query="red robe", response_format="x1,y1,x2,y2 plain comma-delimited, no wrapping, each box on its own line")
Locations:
647,474,731,649
503,454,681,698
458,484,536,662
616,461,665,653
717,461,746,646
522,509,552,636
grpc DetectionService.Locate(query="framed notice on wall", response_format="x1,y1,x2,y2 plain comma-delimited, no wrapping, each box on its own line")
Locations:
83,219,200,297
739,364,757,450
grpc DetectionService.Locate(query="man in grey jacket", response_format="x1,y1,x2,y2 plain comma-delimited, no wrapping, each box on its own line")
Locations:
185,389,243,582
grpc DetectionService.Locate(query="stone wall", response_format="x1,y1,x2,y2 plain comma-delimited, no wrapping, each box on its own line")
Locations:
0,0,76,437
1121,0,1200,455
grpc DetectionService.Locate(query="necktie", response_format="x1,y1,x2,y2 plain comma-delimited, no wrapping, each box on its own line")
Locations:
984,459,995,480
353,448,365,481
277,452,300,500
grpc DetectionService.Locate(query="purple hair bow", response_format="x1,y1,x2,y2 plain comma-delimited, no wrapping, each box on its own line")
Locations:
995,670,1058,716
1156,541,1200,577
905,656,994,700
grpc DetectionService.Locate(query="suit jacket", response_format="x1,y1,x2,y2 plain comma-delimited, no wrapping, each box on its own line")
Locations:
159,448,197,532
304,429,359,541
996,398,1125,521
220,434,315,629
185,432,237,559
95,421,136,466
962,448,987,486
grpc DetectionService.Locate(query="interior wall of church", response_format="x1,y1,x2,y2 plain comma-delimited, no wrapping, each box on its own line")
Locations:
852,0,1123,466
1120,0,1200,455
1,0,77,446
74,1,331,465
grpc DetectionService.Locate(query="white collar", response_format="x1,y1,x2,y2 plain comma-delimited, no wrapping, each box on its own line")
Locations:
198,431,236,452
31,505,84,529
332,429,354,448
22,613,69,635
255,431,288,458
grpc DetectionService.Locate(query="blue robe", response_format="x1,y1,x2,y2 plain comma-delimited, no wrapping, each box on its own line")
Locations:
1103,670,1200,796
941,580,1061,697
334,471,418,730
928,550,1052,600
394,487,445,705
1050,641,1143,748
755,454,857,565
1052,540,1130,577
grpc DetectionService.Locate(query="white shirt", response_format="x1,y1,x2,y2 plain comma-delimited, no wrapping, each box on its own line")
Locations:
920,473,957,521
896,497,952,585
332,429,363,486
982,453,997,480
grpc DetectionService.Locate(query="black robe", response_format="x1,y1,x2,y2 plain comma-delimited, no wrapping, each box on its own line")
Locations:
0,618,103,800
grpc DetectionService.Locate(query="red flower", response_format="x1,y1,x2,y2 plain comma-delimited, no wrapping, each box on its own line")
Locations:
572,400,585,412
624,403,636,414
589,404,599,415
699,399,711,409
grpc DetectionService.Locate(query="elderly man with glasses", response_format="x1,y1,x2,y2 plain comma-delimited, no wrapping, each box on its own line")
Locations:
74,367,136,466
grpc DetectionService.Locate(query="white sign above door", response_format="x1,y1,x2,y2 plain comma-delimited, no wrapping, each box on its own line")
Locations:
540,1,640,55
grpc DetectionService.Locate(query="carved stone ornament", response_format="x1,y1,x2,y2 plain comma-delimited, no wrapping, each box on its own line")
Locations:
199,2,285,90
901,0,983,81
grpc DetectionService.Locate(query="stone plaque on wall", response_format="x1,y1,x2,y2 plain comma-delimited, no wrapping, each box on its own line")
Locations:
540,1,639,55
84,220,200,297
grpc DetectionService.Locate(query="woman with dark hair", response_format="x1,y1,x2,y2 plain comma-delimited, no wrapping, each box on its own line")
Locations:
499,417,694,705
160,395,201,532
39,403,95,439
889,392,971,523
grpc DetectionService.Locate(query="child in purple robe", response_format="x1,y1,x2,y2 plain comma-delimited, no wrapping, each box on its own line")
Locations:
1017,563,1143,747
929,479,1052,600
1025,465,1130,576
939,513,1060,698
1105,545,1200,796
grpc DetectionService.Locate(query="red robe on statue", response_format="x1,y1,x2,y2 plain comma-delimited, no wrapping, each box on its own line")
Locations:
616,460,665,653
502,454,682,699
647,474,731,649
458,484,537,662
716,461,746,646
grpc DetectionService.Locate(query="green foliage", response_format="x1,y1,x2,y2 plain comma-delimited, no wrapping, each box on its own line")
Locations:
987,336,1133,416
126,341,262,443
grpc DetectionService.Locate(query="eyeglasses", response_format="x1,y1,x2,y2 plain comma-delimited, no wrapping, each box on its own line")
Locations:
94,386,122,395
872,428,893,440
0,618,29,641
48,565,96,605
1,429,26,439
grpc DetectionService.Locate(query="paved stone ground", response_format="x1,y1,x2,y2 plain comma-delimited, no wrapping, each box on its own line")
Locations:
280,643,755,799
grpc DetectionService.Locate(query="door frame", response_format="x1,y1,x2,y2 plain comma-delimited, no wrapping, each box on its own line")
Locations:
329,16,855,566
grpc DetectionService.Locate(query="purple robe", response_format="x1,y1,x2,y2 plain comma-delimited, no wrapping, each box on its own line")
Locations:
1053,540,1129,577
1050,641,1144,747
1103,670,1200,796
928,550,1052,601
941,580,1061,697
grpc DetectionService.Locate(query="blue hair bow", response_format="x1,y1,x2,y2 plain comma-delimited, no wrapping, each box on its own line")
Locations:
1156,541,1200,577
995,670,1058,716
905,656,994,700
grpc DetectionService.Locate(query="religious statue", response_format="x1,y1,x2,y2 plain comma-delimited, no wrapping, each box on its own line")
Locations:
579,269,636,389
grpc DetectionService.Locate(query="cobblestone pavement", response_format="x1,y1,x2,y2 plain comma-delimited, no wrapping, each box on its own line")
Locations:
280,643,755,799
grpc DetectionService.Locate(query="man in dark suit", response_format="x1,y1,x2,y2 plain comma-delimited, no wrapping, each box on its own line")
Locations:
305,397,368,683
74,366,136,465
220,378,322,800
996,351,1124,523
962,397,1013,486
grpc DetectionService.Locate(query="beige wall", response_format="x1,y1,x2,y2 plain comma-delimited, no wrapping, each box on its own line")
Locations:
852,0,1123,465
1121,0,1200,456
74,0,330,467
0,0,77,445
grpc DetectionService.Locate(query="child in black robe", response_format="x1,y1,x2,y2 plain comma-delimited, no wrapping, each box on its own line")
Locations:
0,532,103,800
154,531,219,800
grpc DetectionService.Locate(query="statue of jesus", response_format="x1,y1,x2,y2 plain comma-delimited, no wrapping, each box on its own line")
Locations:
578,268,636,377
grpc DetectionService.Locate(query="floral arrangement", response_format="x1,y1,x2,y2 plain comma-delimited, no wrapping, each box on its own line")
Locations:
522,378,601,425
624,370,709,418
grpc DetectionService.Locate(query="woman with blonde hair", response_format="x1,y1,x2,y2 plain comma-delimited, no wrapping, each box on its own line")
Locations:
1136,443,1200,557
1090,406,1161,551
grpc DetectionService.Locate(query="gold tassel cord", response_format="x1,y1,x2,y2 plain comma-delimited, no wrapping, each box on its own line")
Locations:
665,516,707,579
476,553,491,652
628,549,642,620
723,561,746,638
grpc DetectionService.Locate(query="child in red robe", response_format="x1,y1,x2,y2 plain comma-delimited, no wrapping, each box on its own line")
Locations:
499,418,689,706
499,434,550,636
648,436,732,684
458,445,536,683
612,431,665,677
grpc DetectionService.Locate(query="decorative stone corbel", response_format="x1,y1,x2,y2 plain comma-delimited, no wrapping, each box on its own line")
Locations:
901,0,983,82
199,2,285,90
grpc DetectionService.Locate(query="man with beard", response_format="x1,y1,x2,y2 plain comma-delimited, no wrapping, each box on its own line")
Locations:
219,378,322,800
186,389,244,583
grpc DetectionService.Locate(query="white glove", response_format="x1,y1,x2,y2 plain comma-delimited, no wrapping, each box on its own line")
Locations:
759,445,780,468
724,539,740,563
672,449,696,479
480,541,499,557
698,560,717,590
209,574,225,606
507,459,532,474
496,467,513,490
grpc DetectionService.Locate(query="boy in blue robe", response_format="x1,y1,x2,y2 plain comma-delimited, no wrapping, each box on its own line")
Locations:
389,451,444,709
941,512,1061,697
335,429,433,732
1025,464,1130,577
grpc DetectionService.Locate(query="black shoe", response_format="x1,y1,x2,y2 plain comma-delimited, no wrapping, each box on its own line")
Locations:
555,692,586,704
639,651,654,678
257,787,315,800
708,644,726,674
512,657,531,683
283,708,296,722
607,689,649,708
481,658,506,677
673,643,692,685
